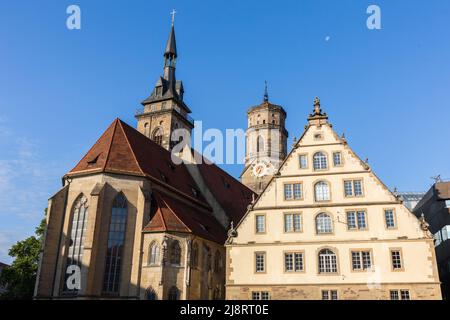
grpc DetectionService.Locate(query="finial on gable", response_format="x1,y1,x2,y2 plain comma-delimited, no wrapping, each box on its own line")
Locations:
308,96,328,124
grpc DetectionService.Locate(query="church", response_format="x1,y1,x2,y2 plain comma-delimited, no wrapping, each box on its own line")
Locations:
34,18,441,300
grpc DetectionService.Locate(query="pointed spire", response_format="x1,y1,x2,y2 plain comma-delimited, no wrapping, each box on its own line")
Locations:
263,81,269,102
164,25,177,58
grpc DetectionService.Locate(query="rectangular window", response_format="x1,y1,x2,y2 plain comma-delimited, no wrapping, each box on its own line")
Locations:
400,290,410,300
255,215,265,233
255,252,266,273
390,290,399,300
284,183,302,200
351,251,372,271
385,209,396,229
344,180,364,197
391,250,403,270
284,213,302,233
322,290,338,300
285,252,304,272
390,290,410,300
333,152,342,166
346,211,367,230
252,291,270,300
299,155,308,169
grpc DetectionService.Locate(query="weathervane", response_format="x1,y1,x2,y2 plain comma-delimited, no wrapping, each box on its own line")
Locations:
170,9,177,26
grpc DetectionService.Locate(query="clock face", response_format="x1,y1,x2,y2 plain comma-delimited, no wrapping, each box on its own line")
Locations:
251,159,275,178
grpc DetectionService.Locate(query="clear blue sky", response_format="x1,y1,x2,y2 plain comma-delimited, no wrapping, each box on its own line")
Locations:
1,0,449,263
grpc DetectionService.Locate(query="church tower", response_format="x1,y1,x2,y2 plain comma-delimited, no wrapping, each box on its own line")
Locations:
241,83,288,194
136,17,194,150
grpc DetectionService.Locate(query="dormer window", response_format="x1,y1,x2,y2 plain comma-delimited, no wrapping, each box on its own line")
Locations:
87,154,100,165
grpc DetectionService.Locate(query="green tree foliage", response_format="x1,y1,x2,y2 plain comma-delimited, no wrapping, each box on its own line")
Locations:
0,210,46,300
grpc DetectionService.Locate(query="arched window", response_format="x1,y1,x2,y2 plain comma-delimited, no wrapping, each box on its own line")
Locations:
152,127,163,146
149,242,160,266
144,123,150,137
257,136,264,153
316,213,333,234
318,249,338,273
168,286,179,300
170,241,181,265
315,181,330,202
102,193,128,295
63,194,89,294
146,287,157,300
214,250,222,273
191,242,198,268
313,152,328,170
203,245,211,272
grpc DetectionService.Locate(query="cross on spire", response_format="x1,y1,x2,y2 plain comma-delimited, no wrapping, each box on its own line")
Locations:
170,9,177,26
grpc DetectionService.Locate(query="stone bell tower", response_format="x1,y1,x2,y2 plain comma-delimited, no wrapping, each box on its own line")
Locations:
136,17,194,150
241,83,289,194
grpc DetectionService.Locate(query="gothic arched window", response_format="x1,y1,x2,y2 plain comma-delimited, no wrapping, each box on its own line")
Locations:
203,245,211,272
257,136,264,153
144,123,150,137
313,152,328,170
168,286,179,300
316,213,333,234
318,249,338,273
191,242,198,268
214,250,222,273
63,194,89,294
170,240,181,265
315,181,331,202
146,287,157,300
152,127,163,146
149,241,160,266
102,193,128,295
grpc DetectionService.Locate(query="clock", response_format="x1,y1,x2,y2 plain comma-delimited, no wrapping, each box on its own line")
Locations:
251,159,275,178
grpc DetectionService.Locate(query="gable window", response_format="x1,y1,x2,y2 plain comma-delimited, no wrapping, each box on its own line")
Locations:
284,213,302,233
385,209,396,229
344,180,364,197
170,241,181,266
285,252,304,272
299,154,308,169
63,195,89,295
351,250,372,271
391,249,403,270
313,152,328,170
102,193,128,295
255,252,266,273
149,242,160,266
333,152,342,166
346,211,367,230
316,213,333,234
318,249,338,273
322,290,338,300
314,181,330,202
255,215,266,233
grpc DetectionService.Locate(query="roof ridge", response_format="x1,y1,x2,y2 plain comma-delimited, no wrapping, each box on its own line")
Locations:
116,119,145,176
102,118,120,171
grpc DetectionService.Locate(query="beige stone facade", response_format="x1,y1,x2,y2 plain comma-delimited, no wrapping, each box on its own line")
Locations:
227,98,442,300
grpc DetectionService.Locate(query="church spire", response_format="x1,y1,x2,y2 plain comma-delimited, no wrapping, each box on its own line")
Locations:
263,81,269,102
163,10,177,80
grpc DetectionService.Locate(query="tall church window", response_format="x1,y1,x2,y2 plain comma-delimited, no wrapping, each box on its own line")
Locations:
149,242,160,266
191,242,198,268
214,250,222,273
168,286,179,300
102,193,128,295
313,152,328,170
152,127,164,146
316,213,333,234
314,181,331,202
170,240,181,265
63,194,89,294
257,136,264,153
318,249,338,273
144,123,150,137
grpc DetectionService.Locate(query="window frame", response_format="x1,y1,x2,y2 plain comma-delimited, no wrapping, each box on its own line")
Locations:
317,248,339,275
148,241,160,266
283,212,303,233
255,214,266,234
313,151,329,171
284,251,305,273
298,154,309,169
283,182,303,201
350,249,373,272
314,180,332,202
346,209,368,231
343,179,365,198
254,251,267,274
315,212,334,235
332,151,344,167
384,208,397,230
390,248,404,272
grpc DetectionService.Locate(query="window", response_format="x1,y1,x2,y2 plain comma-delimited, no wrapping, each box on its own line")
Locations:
255,215,266,233
102,193,128,295
170,241,181,265
333,152,342,166
285,252,304,272
299,155,308,169
144,123,150,137
313,152,328,170
191,243,198,268
385,209,396,229
346,211,367,230
257,136,264,153
146,287,157,300
284,183,302,200
351,250,372,271
63,195,89,294
316,213,333,234
390,290,410,300
152,128,163,146
318,249,338,273
344,180,364,197
391,250,403,270
284,213,302,233
149,242,160,265
322,290,338,300
203,245,212,271
252,291,270,300
214,250,222,273
168,286,179,300
255,252,266,273
314,181,331,202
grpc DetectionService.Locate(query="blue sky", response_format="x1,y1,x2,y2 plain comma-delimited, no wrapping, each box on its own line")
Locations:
1,0,450,263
